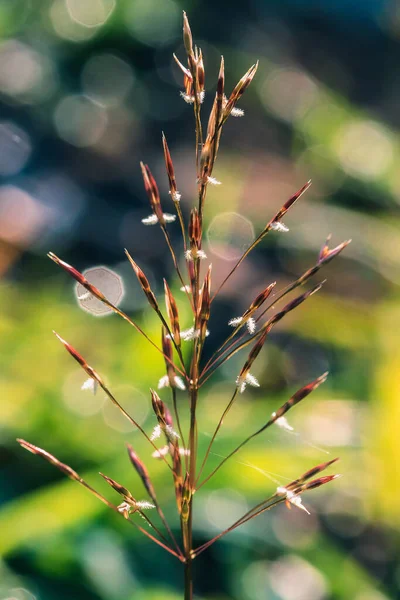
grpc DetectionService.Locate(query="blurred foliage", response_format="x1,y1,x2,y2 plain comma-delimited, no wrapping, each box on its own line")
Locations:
1,0,400,599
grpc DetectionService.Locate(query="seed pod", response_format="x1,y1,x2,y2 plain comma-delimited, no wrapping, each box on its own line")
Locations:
125,251,159,311
164,279,181,346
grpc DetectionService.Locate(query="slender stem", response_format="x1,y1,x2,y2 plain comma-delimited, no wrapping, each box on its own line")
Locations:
161,225,194,312
136,510,172,546
151,495,184,559
156,307,187,375
104,301,186,377
76,475,182,559
174,200,188,253
195,388,238,487
193,496,283,557
172,386,186,449
99,382,174,473
184,557,193,600
197,428,260,491
210,230,266,303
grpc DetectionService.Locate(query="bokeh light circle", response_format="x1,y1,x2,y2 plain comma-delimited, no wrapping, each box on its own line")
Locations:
207,212,255,260
125,0,180,47
66,0,115,28
82,54,134,107
75,266,124,316
54,94,107,147
335,120,393,179
0,122,31,175
102,385,149,433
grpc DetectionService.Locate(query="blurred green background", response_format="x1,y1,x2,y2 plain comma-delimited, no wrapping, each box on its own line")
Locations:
1,0,399,598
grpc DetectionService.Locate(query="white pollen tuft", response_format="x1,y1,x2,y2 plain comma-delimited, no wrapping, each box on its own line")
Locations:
228,316,243,328
246,317,256,334
231,107,244,117
150,424,162,441
180,92,195,104
275,416,294,431
163,213,176,223
271,221,289,233
207,176,221,185
81,378,98,394
135,500,155,510
236,372,260,393
142,214,158,226
185,248,207,261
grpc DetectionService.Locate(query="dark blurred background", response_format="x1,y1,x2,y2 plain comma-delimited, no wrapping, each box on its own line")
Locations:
1,0,399,598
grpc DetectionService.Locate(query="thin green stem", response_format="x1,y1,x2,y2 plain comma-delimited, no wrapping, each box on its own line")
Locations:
195,388,238,487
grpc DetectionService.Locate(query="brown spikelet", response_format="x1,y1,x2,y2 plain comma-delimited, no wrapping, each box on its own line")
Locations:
100,473,135,502
199,139,213,183
48,252,108,304
164,280,181,346
197,48,205,93
268,180,312,230
125,250,159,311
318,236,352,266
223,61,258,122
238,326,269,380
17,439,80,481
246,282,276,315
53,331,104,386
183,11,193,56
263,281,324,331
198,264,212,340
265,372,328,429
127,444,156,499
286,458,340,491
300,474,341,492
140,162,165,225
173,53,192,80
162,326,173,362
189,208,201,248
151,389,174,429
162,133,179,202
